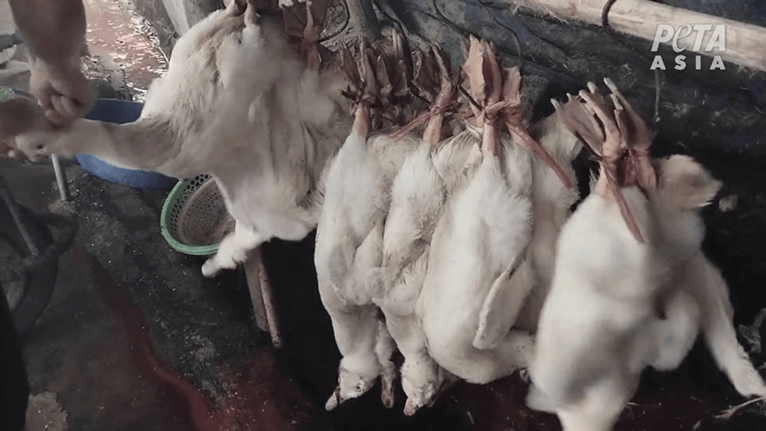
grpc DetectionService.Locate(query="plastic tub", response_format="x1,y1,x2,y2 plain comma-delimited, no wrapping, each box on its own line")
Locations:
75,99,178,191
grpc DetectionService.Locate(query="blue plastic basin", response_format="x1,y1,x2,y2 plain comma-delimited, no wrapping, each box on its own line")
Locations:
75,99,178,191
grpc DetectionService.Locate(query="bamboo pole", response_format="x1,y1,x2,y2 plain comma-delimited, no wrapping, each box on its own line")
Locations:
244,256,269,331
244,247,282,348
503,0,766,72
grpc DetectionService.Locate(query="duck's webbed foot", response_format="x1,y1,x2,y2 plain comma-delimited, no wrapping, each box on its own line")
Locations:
361,26,424,131
419,44,456,145
338,37,389,133
555,80,654,243
280,0,333,71
604,77,657,190
383,27,418,126
496,65,572,188
244,0,262,25
351,44,377,136
463,37,503,156
302,2,322,71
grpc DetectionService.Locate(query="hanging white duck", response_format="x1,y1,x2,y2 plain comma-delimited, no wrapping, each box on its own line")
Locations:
416,37,539,385
363,43,461,416
314,31,422,411
527,80,766,431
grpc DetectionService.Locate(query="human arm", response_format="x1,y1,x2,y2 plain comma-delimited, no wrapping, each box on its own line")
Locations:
8,0,94,126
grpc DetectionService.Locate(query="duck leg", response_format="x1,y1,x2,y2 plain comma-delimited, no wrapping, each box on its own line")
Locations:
472,57,538,350
418,37,538,385
225,0,247,16
422,45,455,145
557,82,646,243
302,1,321,72
499,67,572,188
279,0,329,71
319,63,388,409
604,77,657,191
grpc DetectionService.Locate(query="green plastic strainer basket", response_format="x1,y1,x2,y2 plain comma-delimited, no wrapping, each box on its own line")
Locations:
160,174,234,256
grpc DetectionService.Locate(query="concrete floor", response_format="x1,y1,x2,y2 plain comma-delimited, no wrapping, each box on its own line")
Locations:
3,161,322,431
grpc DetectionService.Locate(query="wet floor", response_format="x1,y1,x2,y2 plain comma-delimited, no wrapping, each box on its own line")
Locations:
6,161,322,431
83,0,167,93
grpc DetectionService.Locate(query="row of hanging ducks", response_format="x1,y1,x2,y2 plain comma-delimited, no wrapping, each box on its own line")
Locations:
315,30,766,431
1,1,763,429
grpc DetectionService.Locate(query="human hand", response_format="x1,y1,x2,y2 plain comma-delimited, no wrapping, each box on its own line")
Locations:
29,56,94,128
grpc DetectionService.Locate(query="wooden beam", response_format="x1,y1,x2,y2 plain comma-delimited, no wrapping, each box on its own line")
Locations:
244,256,269,331
244,247,282,347
503,0,766,72
255,248,282,348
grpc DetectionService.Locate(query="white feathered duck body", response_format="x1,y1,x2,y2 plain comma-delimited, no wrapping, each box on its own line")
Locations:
313,29,428,412
314,33,585,415
413,37,580,389
527,80,766,431
363,44,473,415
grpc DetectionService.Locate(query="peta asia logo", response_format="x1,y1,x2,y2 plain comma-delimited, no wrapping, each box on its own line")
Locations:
650,24,726,71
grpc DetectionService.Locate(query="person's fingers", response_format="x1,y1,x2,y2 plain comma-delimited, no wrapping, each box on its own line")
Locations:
38,86,89,126
56,80,94,118
30,58,94,122
59,95,80,119
50,94,67,119
50,62,93,102
44,108,69,127
30,65,55,111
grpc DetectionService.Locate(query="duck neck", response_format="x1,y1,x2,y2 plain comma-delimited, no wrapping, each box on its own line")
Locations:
54,116,184,177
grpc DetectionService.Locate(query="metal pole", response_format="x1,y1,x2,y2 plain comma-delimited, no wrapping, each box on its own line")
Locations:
51,155,70,202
